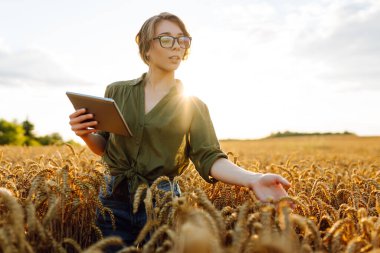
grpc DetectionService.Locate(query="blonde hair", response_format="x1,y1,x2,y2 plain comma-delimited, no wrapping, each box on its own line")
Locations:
135,12,191,65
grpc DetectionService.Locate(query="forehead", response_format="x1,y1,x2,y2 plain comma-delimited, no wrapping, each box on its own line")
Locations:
155,20,183,35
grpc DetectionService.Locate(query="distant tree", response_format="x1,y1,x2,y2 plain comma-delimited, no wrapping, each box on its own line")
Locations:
22,119,37,146
268,131,356,138
22,119,34,137
0,118,79,146
36,132,64,145
0,119,25,145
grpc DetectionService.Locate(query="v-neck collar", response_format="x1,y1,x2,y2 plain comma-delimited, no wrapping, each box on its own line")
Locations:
140,76,183,121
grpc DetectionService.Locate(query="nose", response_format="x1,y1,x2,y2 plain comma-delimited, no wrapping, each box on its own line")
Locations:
172,38,181,50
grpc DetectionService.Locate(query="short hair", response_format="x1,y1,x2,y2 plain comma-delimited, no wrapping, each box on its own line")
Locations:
135,12,191,65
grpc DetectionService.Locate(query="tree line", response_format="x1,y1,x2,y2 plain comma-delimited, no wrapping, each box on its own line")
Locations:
0,118,75,146
267,130,356,138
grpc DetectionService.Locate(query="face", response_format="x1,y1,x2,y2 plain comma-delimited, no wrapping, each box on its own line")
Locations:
146,20,187,72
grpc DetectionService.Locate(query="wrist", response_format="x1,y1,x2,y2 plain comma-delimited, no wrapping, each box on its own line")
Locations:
81,132,96,140
246,172,263,188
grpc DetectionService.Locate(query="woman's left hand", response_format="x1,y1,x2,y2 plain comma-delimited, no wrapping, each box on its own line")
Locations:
248,173,291,202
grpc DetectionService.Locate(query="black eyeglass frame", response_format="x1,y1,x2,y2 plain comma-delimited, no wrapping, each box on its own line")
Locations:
152,35,192,49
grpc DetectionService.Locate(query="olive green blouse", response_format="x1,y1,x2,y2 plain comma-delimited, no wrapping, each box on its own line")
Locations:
98,73,227,194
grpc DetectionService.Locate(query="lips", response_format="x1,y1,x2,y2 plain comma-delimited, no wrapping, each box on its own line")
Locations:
169,56,180,60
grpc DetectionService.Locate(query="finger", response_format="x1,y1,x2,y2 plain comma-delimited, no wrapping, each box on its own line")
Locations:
277,176,291,190
69,108,86,119
71,121,98,131
69,113,94,126
271,184,289,202
260,196,274,203
74,128,97,136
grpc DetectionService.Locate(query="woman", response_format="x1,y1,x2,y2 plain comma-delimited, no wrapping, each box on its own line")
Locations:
69,12,291,248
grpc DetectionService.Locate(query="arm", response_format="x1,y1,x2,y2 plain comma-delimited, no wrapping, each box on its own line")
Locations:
69,108,107,156
80,133,107,156
187,98,290,202
210,158,291,202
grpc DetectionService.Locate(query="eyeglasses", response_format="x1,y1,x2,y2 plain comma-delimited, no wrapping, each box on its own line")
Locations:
153,35,192,49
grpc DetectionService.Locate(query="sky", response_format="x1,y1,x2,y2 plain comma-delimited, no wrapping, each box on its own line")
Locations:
0,0,379,143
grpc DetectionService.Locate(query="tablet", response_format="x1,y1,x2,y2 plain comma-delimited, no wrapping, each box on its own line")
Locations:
66,91,133,137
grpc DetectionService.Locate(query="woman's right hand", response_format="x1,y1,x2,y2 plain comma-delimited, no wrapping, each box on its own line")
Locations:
69,108,98,137
248,173,290,202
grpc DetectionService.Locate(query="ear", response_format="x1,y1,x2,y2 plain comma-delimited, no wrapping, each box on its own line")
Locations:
146,48,151,59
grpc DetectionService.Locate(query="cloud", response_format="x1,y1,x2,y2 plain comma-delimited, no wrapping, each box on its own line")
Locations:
209,0,380,92
291,0,380,91
213,2,280,44
0,43,91,87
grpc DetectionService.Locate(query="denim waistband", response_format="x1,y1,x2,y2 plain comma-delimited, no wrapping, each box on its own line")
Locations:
99,175,181,202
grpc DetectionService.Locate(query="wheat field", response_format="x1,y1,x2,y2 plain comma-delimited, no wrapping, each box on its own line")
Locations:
1,135,380,253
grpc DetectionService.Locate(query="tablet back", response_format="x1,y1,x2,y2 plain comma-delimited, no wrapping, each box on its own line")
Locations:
66,92,133,137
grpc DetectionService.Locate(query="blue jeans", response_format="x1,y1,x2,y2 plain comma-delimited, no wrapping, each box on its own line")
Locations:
95,175,180,252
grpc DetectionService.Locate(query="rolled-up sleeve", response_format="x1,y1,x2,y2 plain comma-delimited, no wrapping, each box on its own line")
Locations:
188,97,228,183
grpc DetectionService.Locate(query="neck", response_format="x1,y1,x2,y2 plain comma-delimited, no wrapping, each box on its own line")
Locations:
146,68,176,90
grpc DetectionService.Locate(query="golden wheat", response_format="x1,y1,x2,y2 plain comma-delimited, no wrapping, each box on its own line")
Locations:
0,136,380,252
